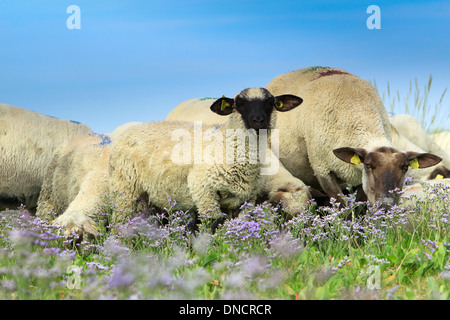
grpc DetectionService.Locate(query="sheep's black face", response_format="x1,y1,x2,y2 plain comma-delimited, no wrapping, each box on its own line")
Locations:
234,88,275,130
210,88,303,130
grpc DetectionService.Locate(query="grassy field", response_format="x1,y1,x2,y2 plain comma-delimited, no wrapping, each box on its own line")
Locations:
1,77,448,301
1,181,449,300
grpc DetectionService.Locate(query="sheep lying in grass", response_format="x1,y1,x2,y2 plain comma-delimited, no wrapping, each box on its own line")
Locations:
35,122,144,238
36,134,109,238
108,121,143,141
109,88,303,228
167,68,442,209
265,66,442,209
431,131,450,155
0,104,92,212
389,114,450,179
166,98,312,215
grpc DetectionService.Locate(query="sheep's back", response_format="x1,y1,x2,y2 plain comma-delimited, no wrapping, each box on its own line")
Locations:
0,104,93,209
266,68,392,185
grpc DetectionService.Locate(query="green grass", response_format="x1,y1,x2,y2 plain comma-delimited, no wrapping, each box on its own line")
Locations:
1,76,449,300
1,182,449,300
372,75,449,133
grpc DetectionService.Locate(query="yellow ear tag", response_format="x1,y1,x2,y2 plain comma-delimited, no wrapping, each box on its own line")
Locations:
220,97,230,111
275,101,284,109
410,158,419,169
436,174,444,180
350,153,361,165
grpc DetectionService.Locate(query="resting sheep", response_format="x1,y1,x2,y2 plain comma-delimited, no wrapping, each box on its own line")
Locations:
264,66,442,208
431,131,450,155
0,104,93,212
166,97,312,214
389,113,450,179
35,122,145,238
109,88,303,227
36,134,109,238
166,68,442,209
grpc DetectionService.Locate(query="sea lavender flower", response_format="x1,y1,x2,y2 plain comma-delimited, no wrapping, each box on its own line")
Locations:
109,265,136,289
102,236,130,261
268,232,303,260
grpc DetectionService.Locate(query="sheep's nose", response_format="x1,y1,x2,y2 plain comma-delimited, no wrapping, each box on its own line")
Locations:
252,117,265,128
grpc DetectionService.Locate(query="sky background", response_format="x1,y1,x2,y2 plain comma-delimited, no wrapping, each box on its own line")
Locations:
0,0,449,134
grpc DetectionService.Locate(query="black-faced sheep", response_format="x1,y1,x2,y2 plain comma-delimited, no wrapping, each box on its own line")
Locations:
109,88,303,227
265,66,442,208
0,104,93,212
166,97,312,215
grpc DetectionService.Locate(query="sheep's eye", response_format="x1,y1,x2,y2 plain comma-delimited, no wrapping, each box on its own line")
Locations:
402,164,410,171
275,101,284,109
364,163,373,170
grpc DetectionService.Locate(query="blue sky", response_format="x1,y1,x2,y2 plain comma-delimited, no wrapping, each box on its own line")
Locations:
0,0,449,133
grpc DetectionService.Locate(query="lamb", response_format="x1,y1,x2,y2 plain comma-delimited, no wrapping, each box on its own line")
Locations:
166,97,312,214
109,88,303,228
36,134,109,238
0,104,93,212
35,122,144,238
264,67,442,208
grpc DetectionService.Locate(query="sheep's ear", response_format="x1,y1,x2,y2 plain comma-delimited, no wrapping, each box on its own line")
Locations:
405,152,442,169
274,95,303,112
333,147,367,166
210,96,234,116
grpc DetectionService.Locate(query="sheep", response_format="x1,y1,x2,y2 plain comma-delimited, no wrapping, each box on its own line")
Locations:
431,131,450,155
109,88,303,228
166,98,222,124
0,104,93,212
389,113,450,179
108,121,143,141
264,66,442,208
166,68,442,209
389,114,448,157
35,134,109,238
35,122,146,238
171,105,450,183
389,121,450,181
166,97,312,214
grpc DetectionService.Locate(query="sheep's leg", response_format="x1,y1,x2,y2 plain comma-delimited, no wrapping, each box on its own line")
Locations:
109,170,139,225
189,183,226,232
193,193,222,219
53,171,106,239
36,157,60,221
316,172,346,206
36,189,59,222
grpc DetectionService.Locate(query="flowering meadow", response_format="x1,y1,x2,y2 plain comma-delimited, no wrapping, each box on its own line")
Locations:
1,181,449,300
